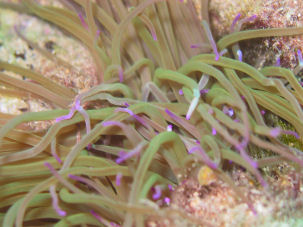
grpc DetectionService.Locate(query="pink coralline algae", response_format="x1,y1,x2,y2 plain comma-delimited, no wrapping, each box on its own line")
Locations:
210,0,303,70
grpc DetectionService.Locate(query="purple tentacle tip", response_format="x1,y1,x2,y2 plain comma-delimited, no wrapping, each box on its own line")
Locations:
270,128,281,137
152,33,157,41
164,197,170,205
297,49,303,66
167,124,172,131
230,13,241,32
116,173,122,186
237,49,243,62
49,185,66,217
200,89,209,94
115,151,127,164
90,210,103,223
275,57,281,66
152,185,162,200
168,184,174,191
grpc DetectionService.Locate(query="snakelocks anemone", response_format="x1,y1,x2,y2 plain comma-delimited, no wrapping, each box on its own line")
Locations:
0,0,303,226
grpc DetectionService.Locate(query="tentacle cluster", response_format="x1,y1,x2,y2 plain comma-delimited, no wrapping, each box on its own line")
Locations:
0,0,303,226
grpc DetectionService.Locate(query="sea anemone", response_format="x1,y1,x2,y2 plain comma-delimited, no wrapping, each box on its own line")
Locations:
0,0,303,226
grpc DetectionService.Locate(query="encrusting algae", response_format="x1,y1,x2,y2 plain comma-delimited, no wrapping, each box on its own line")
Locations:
0,0,303,226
